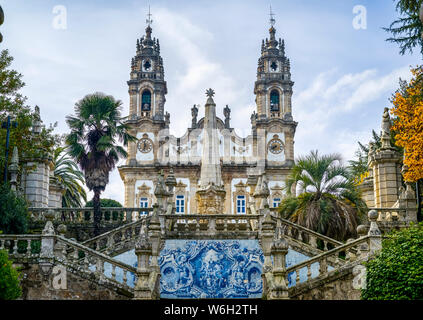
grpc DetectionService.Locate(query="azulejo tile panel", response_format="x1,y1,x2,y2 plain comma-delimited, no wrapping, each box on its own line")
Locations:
159,240,264,299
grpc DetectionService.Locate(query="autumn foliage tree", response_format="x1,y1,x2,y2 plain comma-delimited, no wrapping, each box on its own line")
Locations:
390,66,423,182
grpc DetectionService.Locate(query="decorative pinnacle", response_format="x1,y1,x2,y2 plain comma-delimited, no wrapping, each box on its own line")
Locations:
146,5,153,27
206,88,215,98
269,5,276,27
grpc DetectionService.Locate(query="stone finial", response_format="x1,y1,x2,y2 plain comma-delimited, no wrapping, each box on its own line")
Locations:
205,88,215,105
165,168,177,193
57,224,67,236
368,210,381,236
357,224,368,238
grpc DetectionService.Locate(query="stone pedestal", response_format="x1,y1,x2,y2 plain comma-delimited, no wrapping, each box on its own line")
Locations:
369,147,402,208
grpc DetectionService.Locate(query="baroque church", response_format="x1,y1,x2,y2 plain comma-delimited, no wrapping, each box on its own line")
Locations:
118,14,297,214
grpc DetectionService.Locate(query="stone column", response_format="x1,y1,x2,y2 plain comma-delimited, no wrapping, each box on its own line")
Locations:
24,159,51,208
39,209,56,278
270,238,289,300
369,109,402,208
8,147,19,192
259,210,276,299
399,182,417,222
124,176,136,208
134,235,153,300
148,205,163,299
367,210,382,255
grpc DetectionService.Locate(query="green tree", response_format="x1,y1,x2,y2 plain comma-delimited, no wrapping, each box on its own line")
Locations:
280,150,366,242
85,198,123,221
0,249,22,300
362,222,423,300
65,92,136,236
85,198,122,208
0,49,56,184
0,184,28,234
384,0,423,56
51,145,87,208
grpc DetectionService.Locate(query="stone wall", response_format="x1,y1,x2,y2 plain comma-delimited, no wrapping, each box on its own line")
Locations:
17,263,132,300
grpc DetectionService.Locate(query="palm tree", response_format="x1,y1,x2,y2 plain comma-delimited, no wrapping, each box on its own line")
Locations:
280,150,366,242
65,93,136,236
51,146,87,208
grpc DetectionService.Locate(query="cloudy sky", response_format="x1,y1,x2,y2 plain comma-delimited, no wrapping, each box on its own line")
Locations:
1,0,421,204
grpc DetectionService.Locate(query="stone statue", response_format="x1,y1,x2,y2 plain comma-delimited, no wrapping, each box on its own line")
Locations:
223,105,231,128
381,107,391,136
191,105,198,128
381,107,391,148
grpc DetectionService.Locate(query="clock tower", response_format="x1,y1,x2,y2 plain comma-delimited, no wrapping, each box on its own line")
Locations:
252,8,297,167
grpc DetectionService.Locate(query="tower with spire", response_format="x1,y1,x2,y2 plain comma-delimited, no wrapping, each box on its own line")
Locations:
253,7,297,168
128,7,167,121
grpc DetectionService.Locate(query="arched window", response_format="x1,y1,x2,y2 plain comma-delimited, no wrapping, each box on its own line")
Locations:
270,90,280,112
141,90,151,111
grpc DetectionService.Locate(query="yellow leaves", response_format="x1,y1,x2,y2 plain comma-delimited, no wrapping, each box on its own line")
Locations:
391,66,423,182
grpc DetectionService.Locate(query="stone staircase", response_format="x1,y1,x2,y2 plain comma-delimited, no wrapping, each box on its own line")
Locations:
2,205,388,300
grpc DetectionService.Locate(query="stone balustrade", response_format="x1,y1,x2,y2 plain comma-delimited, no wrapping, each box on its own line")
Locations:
285,235,372,288
161,214,261,239
81,215,150,256
55,236,137,293
28,207,153,224
274,215,343,254
369,207,407,222
0,234,42,260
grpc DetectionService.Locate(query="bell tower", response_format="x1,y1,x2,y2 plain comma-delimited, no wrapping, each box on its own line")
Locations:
252,8,297,167
254,8,293,121
128,7,167,121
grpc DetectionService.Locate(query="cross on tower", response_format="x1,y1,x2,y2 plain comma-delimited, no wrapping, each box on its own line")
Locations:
269,5,275,27
146,6,153,27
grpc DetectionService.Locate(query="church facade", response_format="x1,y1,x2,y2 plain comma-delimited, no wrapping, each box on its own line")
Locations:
118,19,297,215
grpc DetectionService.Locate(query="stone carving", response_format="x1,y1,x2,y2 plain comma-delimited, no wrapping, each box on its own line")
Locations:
159,240,264,298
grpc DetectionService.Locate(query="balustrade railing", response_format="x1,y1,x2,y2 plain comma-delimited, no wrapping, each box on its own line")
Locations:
286,235,371,288
368,207,407,222
0,234,42,258
55,236,137,291
162,214,261,238
28,207,153,224
275,216,343,253
81,215,150,255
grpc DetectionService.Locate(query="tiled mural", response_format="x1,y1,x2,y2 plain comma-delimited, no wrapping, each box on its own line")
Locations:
159,240,264,299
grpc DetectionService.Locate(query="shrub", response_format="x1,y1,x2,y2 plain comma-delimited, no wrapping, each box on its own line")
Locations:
361,222,423,300
0,184,28,234
0,249,22,300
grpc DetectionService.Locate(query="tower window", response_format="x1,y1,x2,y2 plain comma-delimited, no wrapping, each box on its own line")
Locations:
141,90,151,111
270,61,278,71
273,198,281,208
270,90,280,112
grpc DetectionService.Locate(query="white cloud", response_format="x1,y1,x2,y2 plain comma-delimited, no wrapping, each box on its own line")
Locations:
294,65,412,162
